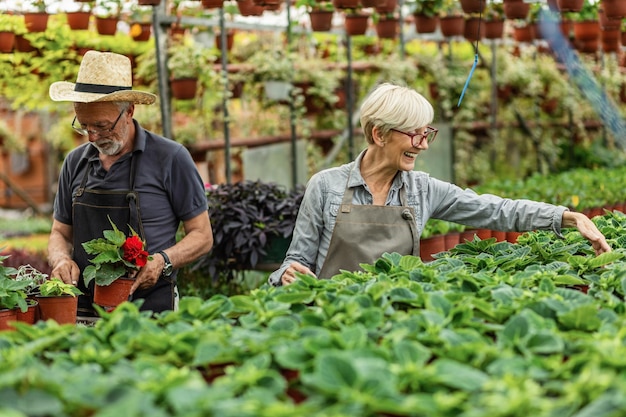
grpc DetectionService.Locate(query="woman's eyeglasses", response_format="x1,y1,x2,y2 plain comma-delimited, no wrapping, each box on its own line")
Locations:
390,126,438,147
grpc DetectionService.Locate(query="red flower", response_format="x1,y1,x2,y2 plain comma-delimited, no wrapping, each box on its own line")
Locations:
122,235,149,267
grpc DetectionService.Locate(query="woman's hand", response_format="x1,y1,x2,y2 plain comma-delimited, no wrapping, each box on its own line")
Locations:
562,211,612,255
281,262,316,286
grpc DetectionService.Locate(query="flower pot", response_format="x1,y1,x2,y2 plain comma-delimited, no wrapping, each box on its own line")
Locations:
66,11,91,30
375,17,399,39
16,299,38,325
309,10,334,32
95,16,118,36
237,0,265,15
556,0,584,12
360,0,385,7
420,235,446,262
0,308,17,331
24,12,49,33
484,19,504,39
170,78,198,100
130,22,152,41
439,15,464,38
506,231,523,243
344,14,369,36
375,0,397,14
263,80,292,101
599,6,620,30
93,277,134,308
460,0,486,14
332,0,359,9
573,20,600,42
601,0,626,20
138,0,161,5
0,31,15,53
14,35,35,53
202,0,225,8
215,30,235,52
464,16,484,42
513,24,535,43
36,295,77,325
413,13,439,34
491,230,506,242
443,232,461,250
503,0,530,20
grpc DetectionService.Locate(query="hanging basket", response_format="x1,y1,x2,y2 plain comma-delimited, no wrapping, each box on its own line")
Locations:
137,0,161,5
24,12,49,32
503,0,530,19
375,17,398,39
130,22,152,41
237,0,265,16
556,0,584,12
201,0,225,9
309,10,334,32
484,19,504,39
95,16,118,36
66,11,91,30
413,13,439,34
439,15,464,38
463,16,484,42
460,0,486,14
170,78,198,100
344,13,369,36
601,0,626,20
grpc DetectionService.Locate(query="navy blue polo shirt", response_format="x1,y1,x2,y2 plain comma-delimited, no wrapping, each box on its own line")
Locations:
53,120,208,253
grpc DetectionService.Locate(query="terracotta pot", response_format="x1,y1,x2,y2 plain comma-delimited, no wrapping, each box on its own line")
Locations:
556,0,584,12
236,0,265,16
464,16,484,42
360,0,385,7
503,0,530,19
14,35,35,52
309,10,334,32
622,30,626,46
36,295,78,325
0,308,17,331
24,12,49,32
0,31,15,53
560,19,573,38
375,0,397,13
484,19,504,39
95,16,118,36
375,17,398,39
201,0,225,8
439,15,464,38
460,0,486,14
413,14,438,34
138,0,161,5
215,30,235,51
443,232,461,250
491,230,506,242
573,20,600,41
513,24,534,43
420,235,446,262
16,299,38,325
601,0,626,20
93,277,134,308
332,0,359,9
131,22,152,41
66,11,91,30
599,6,621,30
170,78,198,100
344,13,369,36
506,231,524,243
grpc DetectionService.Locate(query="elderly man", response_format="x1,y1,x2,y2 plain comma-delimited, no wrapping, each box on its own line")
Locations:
47,51,213,315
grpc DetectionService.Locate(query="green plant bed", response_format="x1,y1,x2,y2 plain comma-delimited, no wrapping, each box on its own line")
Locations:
3,213,626,415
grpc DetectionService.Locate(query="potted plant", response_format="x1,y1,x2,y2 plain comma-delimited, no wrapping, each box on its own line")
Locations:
296,0,335,32
0,14,23,52
193,181,305,285
247,49,295,101
483,1,505,39
572,0,600,52
81,217,150,309
64,1,93,31
167,38,212,100
439,0,464,37
94,0,123,35
126,3,153,41
412,0,442,34
21,0,50,32
0,252,30,330
36,278,82,325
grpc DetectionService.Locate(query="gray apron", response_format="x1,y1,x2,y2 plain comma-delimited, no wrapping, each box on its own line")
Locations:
72,153,175,316
318,176,420,279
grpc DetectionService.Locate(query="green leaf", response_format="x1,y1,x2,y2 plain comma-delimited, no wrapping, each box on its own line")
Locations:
557,304,602,331
430,359,489,391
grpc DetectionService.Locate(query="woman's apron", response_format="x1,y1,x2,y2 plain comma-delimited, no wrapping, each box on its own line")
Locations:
72,153,175,316
318,176,420,279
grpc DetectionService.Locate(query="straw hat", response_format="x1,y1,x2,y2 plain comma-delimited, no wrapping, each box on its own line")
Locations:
49,51,156,105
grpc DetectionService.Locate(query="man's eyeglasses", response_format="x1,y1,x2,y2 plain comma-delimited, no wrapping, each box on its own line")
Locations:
72,109,125,137
390,126,439,147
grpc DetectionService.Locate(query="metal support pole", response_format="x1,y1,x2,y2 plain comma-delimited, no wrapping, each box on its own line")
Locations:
153,3,172,139
346,34,354,161
286,0,297,189
398,0,405,59
219,9,232,184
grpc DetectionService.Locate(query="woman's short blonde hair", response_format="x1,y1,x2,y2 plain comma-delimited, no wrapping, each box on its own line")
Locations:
359,82,434,144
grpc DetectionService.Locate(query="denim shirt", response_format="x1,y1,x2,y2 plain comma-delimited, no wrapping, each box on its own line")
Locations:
268,149,568,286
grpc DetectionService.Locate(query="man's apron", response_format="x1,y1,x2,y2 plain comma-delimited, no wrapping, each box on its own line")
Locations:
72,153,175,316
318,176,420,279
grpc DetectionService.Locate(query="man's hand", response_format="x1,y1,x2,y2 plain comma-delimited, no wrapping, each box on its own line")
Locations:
281,262,316,286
